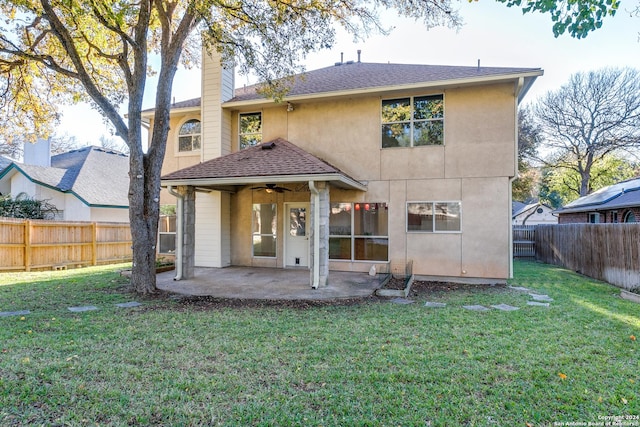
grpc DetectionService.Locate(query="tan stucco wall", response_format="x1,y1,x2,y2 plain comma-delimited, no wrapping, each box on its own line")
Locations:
153,113,202,206
184,80,519,280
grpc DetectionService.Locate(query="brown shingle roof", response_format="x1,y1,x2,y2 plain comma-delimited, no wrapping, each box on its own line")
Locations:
228,62,542,103
161,138,359,185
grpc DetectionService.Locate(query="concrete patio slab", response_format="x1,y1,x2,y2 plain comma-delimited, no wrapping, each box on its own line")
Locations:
156,267,382,300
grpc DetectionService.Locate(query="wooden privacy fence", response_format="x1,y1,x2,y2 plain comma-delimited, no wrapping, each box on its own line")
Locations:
536,224,640,291
0,218,132,272
513,225,536,258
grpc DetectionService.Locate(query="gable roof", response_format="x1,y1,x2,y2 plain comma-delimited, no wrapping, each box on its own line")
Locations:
556,177,640,214
161,138,366,191
0,146,130,208
226,62,543,106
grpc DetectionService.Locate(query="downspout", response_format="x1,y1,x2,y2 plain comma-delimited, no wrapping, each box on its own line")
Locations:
509,77,525,278
308,181,320,289
167,186,183,281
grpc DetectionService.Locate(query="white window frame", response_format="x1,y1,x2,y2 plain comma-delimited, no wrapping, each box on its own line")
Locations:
329,202,389,262
252,203,277,258
239,112,263,150
176,117,201,154
158,206,176,255
589,212,600,224
406,201,462,233
381,94,444,148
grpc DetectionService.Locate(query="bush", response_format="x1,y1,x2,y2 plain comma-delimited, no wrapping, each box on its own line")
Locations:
0,192,59,219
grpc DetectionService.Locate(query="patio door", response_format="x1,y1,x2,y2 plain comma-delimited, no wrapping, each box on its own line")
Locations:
285,203,309,267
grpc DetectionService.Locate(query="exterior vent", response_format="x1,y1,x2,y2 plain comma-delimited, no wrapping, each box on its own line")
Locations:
261,142,276,150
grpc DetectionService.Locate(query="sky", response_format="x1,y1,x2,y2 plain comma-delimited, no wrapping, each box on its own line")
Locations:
58,1,640,146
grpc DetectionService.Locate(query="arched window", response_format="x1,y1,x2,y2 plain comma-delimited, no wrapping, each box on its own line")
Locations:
178,119,201,152
623,210,637,223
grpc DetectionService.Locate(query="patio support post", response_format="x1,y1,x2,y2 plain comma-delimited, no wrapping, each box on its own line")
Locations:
181,185,196,279
309,181,329,288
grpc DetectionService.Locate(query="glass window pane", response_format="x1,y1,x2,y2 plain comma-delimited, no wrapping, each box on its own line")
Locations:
178,136,192,152
354,238,388,261
329,203,352,235
434,202,461,231
382,123,411,148
329,237,351,260
354,203,388,236
382,98,411,123
240,113,262,134
192,135,201,150
414,120,444,146
407,203,433,232
414,95,443,120
252,204,277,235
253,235,276,257
289,208,306,237
158,234,176,254
179,119,201,135
240,134,262,150
159,215,176,233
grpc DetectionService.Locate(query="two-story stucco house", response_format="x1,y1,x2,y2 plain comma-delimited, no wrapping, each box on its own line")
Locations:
151,52,542,287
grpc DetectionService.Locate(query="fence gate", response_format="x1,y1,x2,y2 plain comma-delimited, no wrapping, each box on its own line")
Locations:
513,225,536,258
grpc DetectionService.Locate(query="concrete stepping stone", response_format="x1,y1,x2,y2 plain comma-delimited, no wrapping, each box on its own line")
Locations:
0,310,30,317
390,297,415,305
527,301,550,307
529,293,553,302
491,304,520,311
508,286,531,292
68,305,98,313
424,301,447,308
116,301,142,308
463,305,490,311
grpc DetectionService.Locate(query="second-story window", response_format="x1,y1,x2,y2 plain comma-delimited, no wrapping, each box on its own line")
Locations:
382,94,444,148
240,112,262,150
178,119,201,152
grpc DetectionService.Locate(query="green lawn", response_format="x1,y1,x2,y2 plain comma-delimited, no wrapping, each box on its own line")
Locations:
0,261,638,426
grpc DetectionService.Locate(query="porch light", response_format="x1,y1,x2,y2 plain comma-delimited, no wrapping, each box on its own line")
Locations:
265,188,274,194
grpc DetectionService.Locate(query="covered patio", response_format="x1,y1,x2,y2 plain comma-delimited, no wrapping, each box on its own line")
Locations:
156,267,383,300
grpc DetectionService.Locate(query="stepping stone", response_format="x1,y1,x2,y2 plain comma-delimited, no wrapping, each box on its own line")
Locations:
508,286,531,292
491,304,520,311
527,301,550,307
0,310,30,317
529,293,554,302
390,297,415,305
116,301,142,308
463,305,490,311
68,305,98,313
424,301,447,308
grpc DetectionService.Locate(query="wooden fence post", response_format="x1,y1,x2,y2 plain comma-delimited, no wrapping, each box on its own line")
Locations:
91,222,98,266
24,219,31,272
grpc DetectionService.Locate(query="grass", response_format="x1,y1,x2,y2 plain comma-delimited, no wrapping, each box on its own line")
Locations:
0,261,638,426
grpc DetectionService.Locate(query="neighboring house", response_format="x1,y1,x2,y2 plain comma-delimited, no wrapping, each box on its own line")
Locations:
512,202,557,226
0,142,130,222
150,52,542,286
555,177,640,224
0,156,13,172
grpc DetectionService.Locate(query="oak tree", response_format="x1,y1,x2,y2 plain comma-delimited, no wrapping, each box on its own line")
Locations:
533,68,640,199
0,0,462,293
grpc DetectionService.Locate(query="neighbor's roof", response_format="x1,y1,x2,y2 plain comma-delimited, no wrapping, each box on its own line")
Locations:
0,146,130,208
226,62,543,105
556,177,640,214
161,138,366,191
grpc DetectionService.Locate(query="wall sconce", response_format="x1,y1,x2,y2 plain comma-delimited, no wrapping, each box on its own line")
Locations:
287,102,294,112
